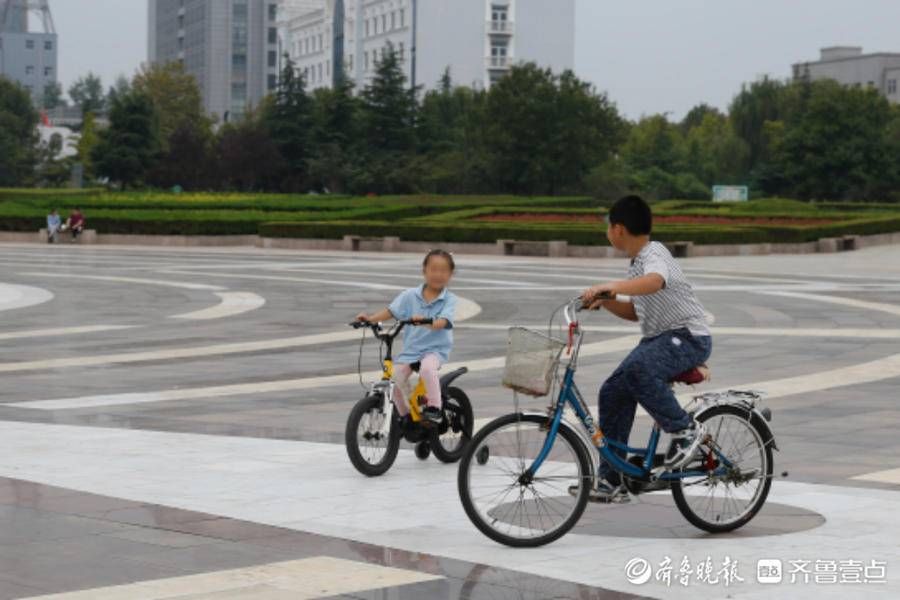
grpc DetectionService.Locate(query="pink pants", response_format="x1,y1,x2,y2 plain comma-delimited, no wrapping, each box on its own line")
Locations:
392,353,442,416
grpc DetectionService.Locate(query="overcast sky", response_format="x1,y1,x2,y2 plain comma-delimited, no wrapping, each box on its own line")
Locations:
48,0,900,120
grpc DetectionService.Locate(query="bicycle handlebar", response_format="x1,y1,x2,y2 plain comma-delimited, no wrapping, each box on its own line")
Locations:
348,318,435,338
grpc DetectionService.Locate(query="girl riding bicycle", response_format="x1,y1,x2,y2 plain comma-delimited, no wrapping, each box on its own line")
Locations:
355,249,458,425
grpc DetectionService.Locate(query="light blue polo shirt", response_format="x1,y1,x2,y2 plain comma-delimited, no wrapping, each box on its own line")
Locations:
388,285,458,364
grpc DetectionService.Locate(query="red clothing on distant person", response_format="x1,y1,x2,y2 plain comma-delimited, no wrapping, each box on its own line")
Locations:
69,212,84,228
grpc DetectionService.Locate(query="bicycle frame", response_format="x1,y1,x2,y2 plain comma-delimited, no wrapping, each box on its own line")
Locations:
359,320,432,436
525,299,733,487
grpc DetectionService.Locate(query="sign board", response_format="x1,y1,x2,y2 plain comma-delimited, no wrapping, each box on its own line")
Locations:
712,185,749,202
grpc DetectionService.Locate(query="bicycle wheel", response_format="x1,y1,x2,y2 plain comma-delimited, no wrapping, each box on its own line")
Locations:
345,393,400,477
458,413,592,547
430,387,474,464
671,404,773,533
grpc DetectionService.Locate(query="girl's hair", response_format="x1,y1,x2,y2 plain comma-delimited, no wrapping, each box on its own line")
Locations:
423,248,455,271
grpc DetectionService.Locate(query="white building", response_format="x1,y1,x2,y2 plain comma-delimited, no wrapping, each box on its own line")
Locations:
792,47,900,104
148,0,281,122
279,0,575,92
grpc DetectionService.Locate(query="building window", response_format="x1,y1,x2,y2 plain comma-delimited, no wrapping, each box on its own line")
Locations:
381,15,386,32
44,66,52,76
44,40,53,50
268,27,277,44
268,50,277,67
318,33,323,50
365,20,370,36
889,79,898,95
26,39,34,49
268,74,277,90
26,65,34,75
268,3,277,21
491,42,508,66
364,51,369,70
399,42,404,61
391,11,395,30
400,8,405,27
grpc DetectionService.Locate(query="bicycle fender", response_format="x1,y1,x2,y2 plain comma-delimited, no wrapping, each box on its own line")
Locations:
440,367,468,395
695,401,779,452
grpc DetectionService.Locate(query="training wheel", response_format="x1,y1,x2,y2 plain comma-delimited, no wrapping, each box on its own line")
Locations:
415,441,431,460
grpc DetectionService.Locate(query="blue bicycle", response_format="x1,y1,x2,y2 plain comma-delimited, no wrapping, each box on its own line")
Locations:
458,297,778,547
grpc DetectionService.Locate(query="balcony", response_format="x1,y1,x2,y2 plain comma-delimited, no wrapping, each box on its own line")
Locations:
487,19,514,35
486,55,511,70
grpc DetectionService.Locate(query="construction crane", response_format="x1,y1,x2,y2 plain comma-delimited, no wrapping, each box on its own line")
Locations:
0,0,55,34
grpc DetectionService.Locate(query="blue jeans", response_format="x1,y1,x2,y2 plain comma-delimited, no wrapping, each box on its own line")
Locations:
597,328,712,484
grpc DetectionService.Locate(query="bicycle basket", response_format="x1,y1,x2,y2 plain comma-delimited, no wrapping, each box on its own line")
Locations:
501,327,567,397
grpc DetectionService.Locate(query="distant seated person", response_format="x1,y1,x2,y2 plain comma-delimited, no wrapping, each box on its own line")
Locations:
46,209,61,243
64,208,85,240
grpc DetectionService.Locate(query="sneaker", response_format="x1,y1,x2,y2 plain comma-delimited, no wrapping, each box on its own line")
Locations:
422,406,443,425
665,420,707,469
568,479,630,504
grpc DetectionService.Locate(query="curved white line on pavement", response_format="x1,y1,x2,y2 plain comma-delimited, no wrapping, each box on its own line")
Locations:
456,295,482,321
0,325,136,340
156,270,404,291
0,282,54,312
760,290,900,318
11,336,641,410
457,323,900,339
171,292,266,321
678,351,900,404
0,293,481,374
0,330,362,374
18,272,226,291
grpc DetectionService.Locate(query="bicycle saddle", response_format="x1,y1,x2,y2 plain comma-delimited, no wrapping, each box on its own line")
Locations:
670,364,710,385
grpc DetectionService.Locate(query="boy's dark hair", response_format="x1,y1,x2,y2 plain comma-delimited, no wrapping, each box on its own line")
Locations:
607,195,652,236
423,249,455,271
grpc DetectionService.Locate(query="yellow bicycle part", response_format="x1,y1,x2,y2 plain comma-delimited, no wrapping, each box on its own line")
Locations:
408,379,427,423
383,359,428,423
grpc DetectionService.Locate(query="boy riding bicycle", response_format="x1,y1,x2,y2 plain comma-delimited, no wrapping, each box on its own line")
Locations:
581,195,712,503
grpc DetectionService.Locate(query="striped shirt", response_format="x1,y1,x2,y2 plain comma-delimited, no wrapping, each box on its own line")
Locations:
627,241,711,338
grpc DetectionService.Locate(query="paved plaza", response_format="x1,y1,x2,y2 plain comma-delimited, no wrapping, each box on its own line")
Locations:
0,242,899,599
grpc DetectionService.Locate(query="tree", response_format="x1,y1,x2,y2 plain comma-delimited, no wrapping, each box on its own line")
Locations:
106,75,132,106
0,76,39,186
360,44,417,154
75,111,99,181
132,62,209,150
214,110,284,191
620,114,684,174
682,112,750,185
42,81,64,110
483,64,624,195
308,76,359,192
680,103,723,133
68,72,105,114
261,55,314,191
416,74,492,194
35,131,71,187
728,77,792,168
132,62,213,189
92,90,161,188
770,80,897,200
